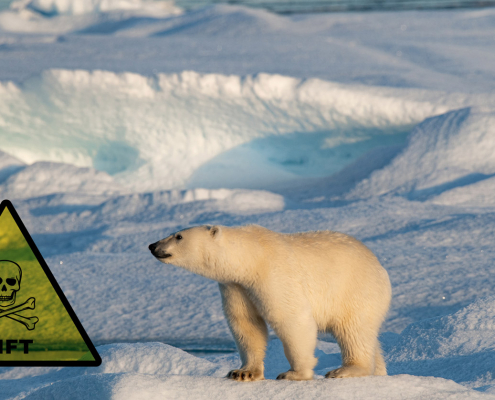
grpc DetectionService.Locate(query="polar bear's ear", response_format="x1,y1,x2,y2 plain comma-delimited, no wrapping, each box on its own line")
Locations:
210,225,222,239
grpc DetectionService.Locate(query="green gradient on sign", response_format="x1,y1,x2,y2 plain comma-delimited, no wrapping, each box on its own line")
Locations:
0,207,95,362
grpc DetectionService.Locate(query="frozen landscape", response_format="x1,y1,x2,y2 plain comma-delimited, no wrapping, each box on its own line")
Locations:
0,0,495,398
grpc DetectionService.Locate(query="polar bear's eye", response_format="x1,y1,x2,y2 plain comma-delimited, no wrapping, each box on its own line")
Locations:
176,234,183,241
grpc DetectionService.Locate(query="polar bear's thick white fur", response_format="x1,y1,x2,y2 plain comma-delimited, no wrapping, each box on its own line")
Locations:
149,224,391,381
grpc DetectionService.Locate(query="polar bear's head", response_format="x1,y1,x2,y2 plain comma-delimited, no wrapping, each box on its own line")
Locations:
148,225,225,280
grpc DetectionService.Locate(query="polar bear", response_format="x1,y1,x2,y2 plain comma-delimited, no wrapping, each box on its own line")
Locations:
149,224,391,381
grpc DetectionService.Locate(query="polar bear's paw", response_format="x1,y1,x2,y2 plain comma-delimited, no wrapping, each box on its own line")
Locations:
325,365,370,378
276,370,314,381
226,369,263,382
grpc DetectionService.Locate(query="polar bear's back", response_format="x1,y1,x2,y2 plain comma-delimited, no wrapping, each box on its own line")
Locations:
238,225,386,282
236,225,391,328
287,231,379,268
284,230,386,284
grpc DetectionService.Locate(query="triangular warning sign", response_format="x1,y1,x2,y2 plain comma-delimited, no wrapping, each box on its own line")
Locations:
0,200,101,366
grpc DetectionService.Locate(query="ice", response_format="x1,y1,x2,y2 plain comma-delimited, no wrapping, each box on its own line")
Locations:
0,69,460,192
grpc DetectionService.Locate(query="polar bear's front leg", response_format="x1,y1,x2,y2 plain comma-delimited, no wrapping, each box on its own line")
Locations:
272,305,318,381
219,283,268,382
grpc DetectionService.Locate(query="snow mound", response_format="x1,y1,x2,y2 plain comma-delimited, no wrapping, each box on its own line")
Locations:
21,374,492,400
390,296,495,360
0,0,181,34
0,343,223,399
0,150,24,183
349,108,495,202
0,4,286,37
431,176,495,207
96,342,221,376
0,160,124,199
0,69,451,192
151,4,288,37
388,296,495,391
1,341,492,399
0,342,220,381
94,188,284,220
11,0,178,16
0,155,283,212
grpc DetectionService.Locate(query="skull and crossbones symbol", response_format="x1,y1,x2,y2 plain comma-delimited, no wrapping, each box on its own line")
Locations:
0,260,38,330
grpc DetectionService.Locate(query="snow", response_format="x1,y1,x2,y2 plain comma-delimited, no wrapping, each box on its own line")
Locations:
0,69,457,192
0,160,124,199
348,107,495,200
2,5,495,92
1,331,494,399
388,297,495,392
17,0,176,16
431,176,495,207
0,2,495,399
0,151,24,183
0,0,181,33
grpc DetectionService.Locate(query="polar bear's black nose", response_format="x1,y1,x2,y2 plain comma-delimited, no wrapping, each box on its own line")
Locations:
149,242,172,259
148,242,158,253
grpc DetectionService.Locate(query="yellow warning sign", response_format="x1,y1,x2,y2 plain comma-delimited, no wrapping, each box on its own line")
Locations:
0,200,101,366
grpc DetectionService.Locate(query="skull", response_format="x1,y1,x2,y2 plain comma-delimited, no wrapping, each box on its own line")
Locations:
0,260,22,307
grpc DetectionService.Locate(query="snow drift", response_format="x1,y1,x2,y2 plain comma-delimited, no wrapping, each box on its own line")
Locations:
13,0,177,16
348,107,495,204
0,69,453,192
0,0,181,34
1,331,493,399
0,151,284,213
0,159,124,199
388,296,495,392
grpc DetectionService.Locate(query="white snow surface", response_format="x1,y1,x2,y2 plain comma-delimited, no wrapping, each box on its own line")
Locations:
0,0,181,34
14,0,177,16
0,69,460,192
2,312,495,399
348,107,495,201
0,3,495,399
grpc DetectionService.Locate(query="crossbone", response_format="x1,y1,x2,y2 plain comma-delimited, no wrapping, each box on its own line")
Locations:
0,297,38,330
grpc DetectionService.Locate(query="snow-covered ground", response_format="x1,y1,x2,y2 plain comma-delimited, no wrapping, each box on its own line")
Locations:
1,0,495,398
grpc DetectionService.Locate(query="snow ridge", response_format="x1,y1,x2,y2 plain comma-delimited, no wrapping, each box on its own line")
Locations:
388,297,495,391
348,107,495,203
0,69,452,192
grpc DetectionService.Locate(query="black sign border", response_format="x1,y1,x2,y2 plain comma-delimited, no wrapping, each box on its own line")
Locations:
0,199,101,366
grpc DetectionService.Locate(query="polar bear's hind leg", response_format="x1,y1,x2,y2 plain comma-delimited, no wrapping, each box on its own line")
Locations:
325,320,380,379
373,341,387,376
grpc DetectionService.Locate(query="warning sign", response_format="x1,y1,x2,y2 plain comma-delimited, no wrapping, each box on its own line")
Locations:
0,200,101,366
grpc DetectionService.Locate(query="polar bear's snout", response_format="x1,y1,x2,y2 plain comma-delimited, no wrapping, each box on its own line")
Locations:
148,242,157,252
148,242,172,259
